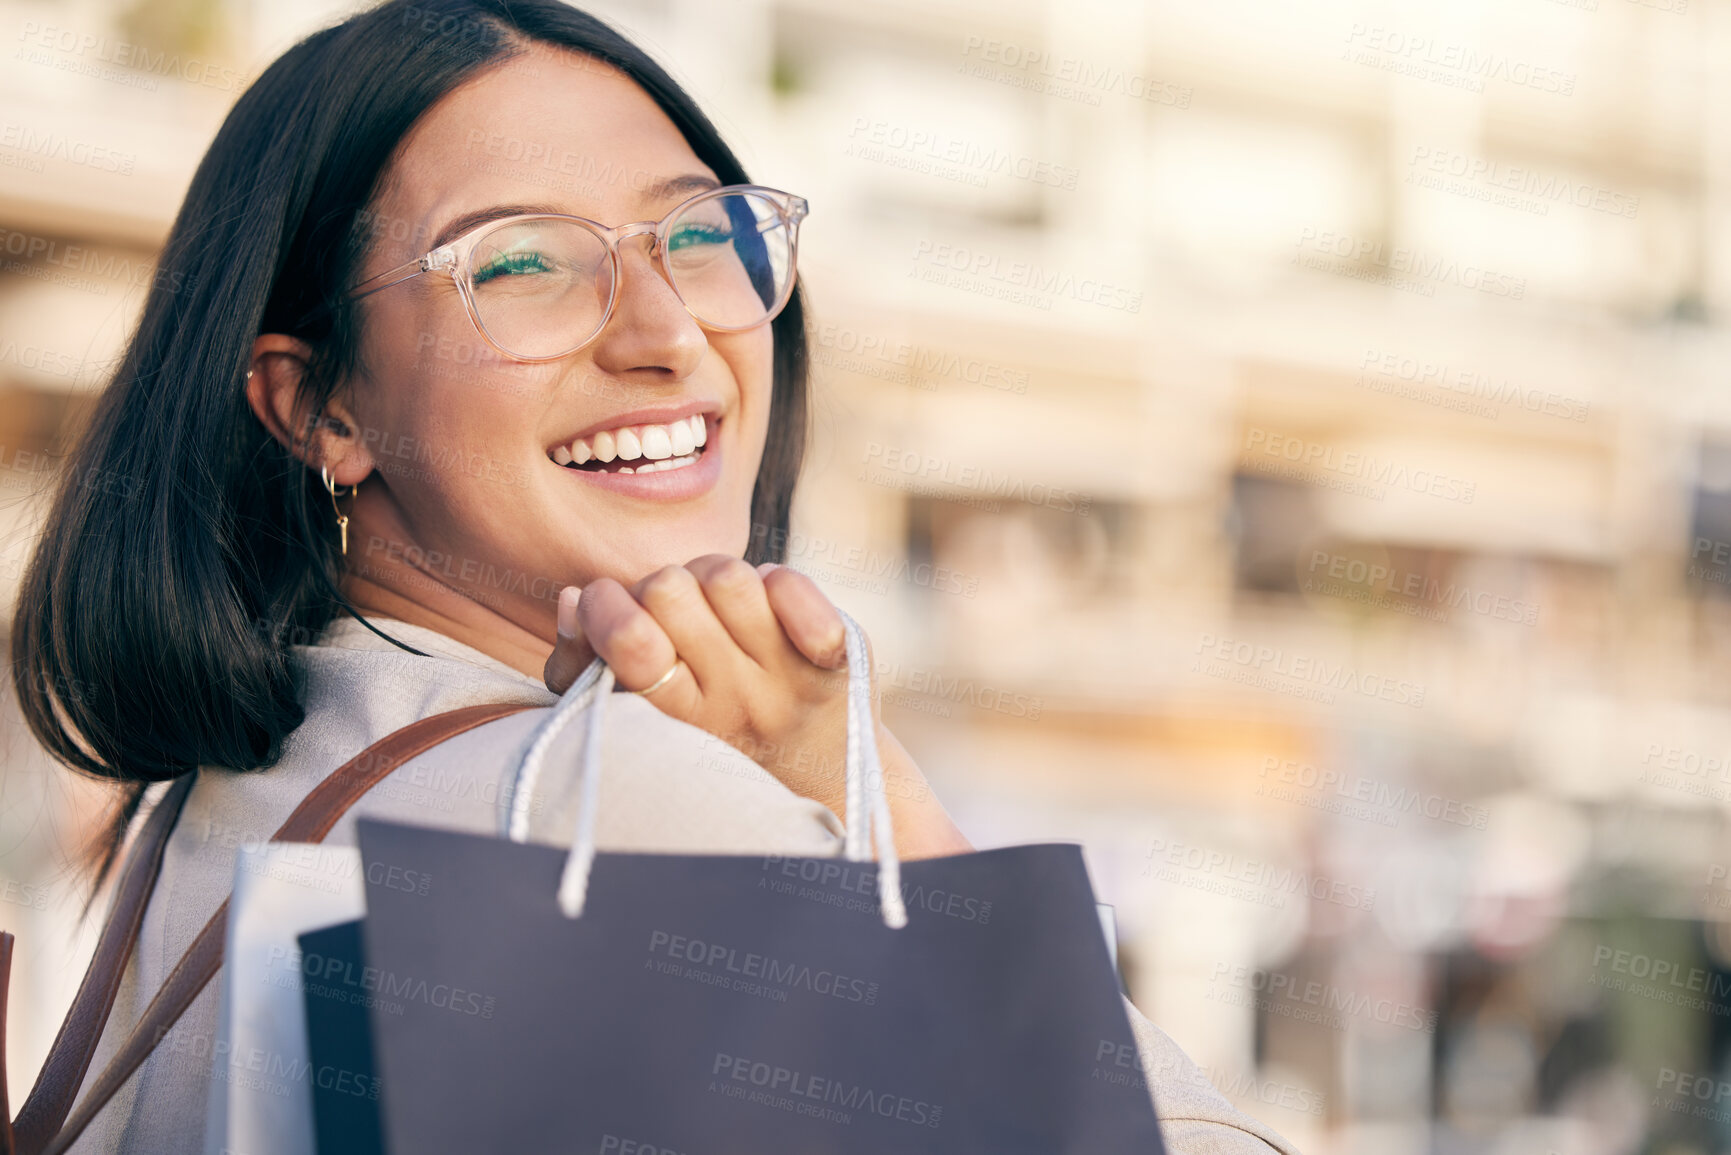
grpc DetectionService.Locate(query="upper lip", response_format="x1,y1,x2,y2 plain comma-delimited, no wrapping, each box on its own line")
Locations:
551,402,720,450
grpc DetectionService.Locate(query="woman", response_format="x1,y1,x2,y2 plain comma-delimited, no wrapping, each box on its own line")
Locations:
10,1,1297,1151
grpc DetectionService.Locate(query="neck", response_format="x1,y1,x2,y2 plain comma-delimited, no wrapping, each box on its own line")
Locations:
338,505,556,682
340,573,553,680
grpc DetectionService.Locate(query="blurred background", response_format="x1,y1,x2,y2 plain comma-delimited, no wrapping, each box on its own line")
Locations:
2,0,1728,1150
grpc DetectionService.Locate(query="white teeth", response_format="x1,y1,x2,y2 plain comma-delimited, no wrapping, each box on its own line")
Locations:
630,453,699,474
640,425,674,460
551,416,711,467
617,466,634,474
668,420,694,456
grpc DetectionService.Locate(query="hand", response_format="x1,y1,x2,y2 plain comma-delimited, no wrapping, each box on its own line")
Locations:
543,557,855,814
543,556,974,859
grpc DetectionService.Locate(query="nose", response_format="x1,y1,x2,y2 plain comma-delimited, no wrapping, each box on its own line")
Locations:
585,232,707,385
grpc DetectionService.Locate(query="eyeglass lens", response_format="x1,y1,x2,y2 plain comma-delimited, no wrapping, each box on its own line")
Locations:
465,190,796,359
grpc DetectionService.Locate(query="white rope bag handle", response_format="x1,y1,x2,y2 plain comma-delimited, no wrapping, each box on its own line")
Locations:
502,610,907,928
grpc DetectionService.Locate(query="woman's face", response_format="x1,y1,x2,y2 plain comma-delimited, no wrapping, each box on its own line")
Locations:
340,45,775,630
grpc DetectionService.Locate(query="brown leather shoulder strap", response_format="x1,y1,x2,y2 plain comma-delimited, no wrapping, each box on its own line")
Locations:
0,929,15,1155
10,775,194,1155
25,700,534,1155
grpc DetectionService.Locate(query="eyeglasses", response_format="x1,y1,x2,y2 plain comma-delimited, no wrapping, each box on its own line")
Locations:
348,184,809,362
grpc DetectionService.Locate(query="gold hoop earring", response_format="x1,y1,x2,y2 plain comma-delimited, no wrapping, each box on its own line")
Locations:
320,466,352,556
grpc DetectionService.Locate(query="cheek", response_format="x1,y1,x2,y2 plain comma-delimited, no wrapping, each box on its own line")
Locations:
723,327,776,437
359,293,533,421
350,301,551,505
367,292,510,400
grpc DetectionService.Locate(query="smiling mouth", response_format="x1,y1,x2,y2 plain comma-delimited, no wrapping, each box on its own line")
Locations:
548,414,710,475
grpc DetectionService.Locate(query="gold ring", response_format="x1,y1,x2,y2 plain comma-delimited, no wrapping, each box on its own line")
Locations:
630,660,684,697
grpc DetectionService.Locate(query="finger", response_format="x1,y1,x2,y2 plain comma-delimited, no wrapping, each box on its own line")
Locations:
685,554,786,669
761,566,847,670
577,578,690,702
629,565,743,693
542,586,597,694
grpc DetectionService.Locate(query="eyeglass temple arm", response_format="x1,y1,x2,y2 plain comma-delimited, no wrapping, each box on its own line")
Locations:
349,255,436,300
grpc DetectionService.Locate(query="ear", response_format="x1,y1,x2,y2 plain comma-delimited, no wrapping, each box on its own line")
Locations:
244,334,375,486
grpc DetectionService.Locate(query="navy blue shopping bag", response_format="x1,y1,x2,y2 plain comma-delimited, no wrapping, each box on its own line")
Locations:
303,615,1165,1153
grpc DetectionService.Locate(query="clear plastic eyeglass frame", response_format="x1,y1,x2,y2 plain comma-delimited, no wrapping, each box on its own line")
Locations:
347,183,809,363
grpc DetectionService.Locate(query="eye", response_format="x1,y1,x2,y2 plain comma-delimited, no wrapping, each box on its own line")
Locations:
666,222,732,253
473,249,554,285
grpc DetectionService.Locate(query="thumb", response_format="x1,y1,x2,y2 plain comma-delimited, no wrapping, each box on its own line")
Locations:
543,586,596,693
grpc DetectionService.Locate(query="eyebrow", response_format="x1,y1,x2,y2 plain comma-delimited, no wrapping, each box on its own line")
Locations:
426,174,723,250
430,202,565,250
644,173,721,202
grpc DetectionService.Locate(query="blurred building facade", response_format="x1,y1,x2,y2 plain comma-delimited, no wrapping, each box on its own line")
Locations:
4,0,1731,1151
